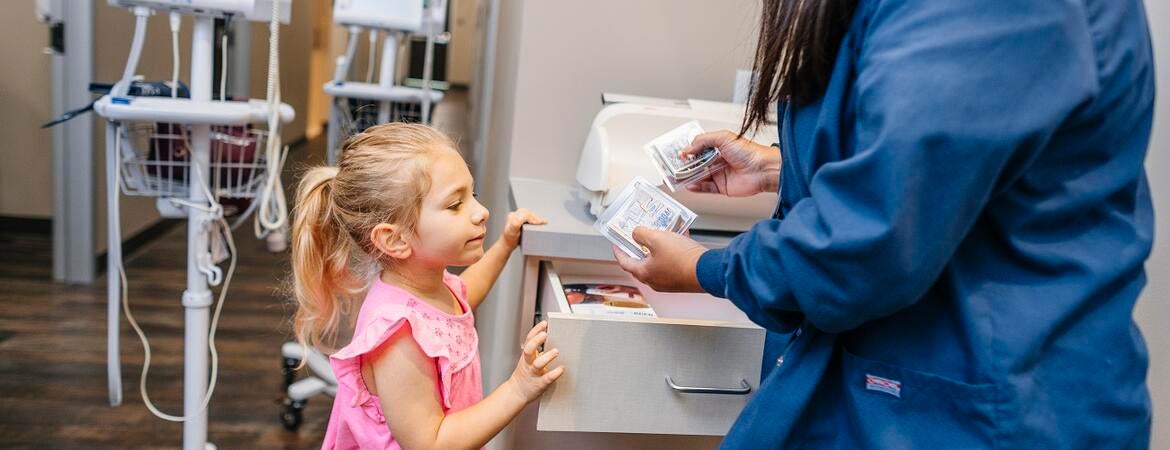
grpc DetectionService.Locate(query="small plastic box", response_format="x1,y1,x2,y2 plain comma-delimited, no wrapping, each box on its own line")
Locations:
643,120,728,192
594,176,697,260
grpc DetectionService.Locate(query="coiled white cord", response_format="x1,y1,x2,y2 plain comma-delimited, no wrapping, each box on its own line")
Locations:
255,0,288,238
170,12,180,98
220,28,229,101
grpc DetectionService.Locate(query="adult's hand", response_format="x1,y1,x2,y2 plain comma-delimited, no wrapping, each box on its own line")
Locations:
613,227,708,293
681,130,781,197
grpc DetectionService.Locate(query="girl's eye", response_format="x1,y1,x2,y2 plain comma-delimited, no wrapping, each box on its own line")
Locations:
448,202,462,211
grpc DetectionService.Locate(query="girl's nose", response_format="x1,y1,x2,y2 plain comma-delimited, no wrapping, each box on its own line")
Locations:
473,203,489,225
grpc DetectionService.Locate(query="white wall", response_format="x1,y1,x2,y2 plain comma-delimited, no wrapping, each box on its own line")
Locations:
506,1,759,182
0,0,53,218
1137,0,1169,447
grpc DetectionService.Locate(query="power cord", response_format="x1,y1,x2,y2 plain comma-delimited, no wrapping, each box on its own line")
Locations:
114,129,236,422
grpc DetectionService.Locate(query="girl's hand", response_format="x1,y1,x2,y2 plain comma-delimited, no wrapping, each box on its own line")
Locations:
680,130,781,197
501,208,548,250
509,321,564,402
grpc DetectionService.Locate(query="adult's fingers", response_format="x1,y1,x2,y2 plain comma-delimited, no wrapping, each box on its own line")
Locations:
630,226,666,249
613,246,636,270
681,130,735,157
687,181,720,194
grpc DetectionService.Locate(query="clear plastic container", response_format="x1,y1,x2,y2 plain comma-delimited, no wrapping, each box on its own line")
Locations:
643,120,728,192
594,176,697,260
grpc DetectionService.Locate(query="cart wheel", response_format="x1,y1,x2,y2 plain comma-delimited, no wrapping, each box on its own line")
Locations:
280,397,306,431
282,357,300,389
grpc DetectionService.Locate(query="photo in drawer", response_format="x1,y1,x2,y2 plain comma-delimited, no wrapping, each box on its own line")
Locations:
563,282,657,318
554,269,752,324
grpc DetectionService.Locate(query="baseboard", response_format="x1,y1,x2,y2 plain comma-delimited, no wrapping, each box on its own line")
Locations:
0,216,52,235
95,219,184,274
287,135,309,150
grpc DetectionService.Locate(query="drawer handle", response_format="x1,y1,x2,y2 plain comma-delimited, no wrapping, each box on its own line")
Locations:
665,376,752,395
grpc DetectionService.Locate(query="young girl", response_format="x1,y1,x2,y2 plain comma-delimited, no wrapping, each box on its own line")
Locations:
291,123,564,449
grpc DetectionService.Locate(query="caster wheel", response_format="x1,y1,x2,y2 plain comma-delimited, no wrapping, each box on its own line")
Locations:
282,357,300,389
280,396,306,431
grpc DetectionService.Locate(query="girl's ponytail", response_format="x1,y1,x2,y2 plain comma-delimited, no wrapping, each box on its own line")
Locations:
291,166,361,354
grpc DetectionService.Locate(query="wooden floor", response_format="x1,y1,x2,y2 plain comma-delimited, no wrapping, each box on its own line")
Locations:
0,216,333,449
0,89,473,449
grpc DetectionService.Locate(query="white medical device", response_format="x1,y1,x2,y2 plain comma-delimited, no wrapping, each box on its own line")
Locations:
95,1,293,449
107,0,291,22
335,0,422,32
323,0,446,165
577,95,780,232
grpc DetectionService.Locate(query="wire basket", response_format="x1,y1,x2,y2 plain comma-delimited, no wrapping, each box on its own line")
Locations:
117,122,270,199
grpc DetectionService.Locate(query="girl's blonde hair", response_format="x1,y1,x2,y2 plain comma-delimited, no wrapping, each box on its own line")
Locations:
291,122,456,353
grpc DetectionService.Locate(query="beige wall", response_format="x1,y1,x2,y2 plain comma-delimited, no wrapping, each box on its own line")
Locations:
0,0,54,218
506,0,760,181
447,0,478,85
1137,0,1169,447
306,0,333,139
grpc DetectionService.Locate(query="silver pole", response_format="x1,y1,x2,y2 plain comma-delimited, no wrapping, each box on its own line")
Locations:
421,1,437,124
52,0,95,284
378,32,399,123
105,120,122,407
182,16,215,450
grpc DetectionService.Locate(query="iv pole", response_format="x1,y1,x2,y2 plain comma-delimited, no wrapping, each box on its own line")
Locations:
181,16,215,450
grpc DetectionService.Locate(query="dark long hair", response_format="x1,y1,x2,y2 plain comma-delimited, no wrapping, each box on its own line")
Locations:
742,0,858,134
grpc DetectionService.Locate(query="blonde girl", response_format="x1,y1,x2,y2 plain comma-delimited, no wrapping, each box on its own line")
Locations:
291,123,563,449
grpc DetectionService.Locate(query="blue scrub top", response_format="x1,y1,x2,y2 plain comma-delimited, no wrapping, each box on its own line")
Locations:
694,0,1156,447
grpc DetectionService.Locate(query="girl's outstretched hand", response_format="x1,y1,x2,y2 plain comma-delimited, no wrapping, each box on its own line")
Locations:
501,208,548,249
508,321,564,402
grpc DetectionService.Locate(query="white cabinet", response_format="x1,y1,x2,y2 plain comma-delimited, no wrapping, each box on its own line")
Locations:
494,178,766,448
535,260,764,436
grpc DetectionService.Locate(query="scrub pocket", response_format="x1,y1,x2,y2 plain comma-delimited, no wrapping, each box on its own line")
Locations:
840,349,1000,449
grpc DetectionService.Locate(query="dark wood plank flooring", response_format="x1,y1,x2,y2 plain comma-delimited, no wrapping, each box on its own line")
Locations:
0,133,335,449
0,210,331,449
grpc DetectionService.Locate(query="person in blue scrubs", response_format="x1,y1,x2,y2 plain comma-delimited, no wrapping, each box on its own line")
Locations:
614,0,1157,447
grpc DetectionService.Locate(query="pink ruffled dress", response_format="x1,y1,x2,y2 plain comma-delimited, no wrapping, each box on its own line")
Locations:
322,271,483,450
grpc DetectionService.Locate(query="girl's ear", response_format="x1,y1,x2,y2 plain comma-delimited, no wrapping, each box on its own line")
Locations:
370,223,412,260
